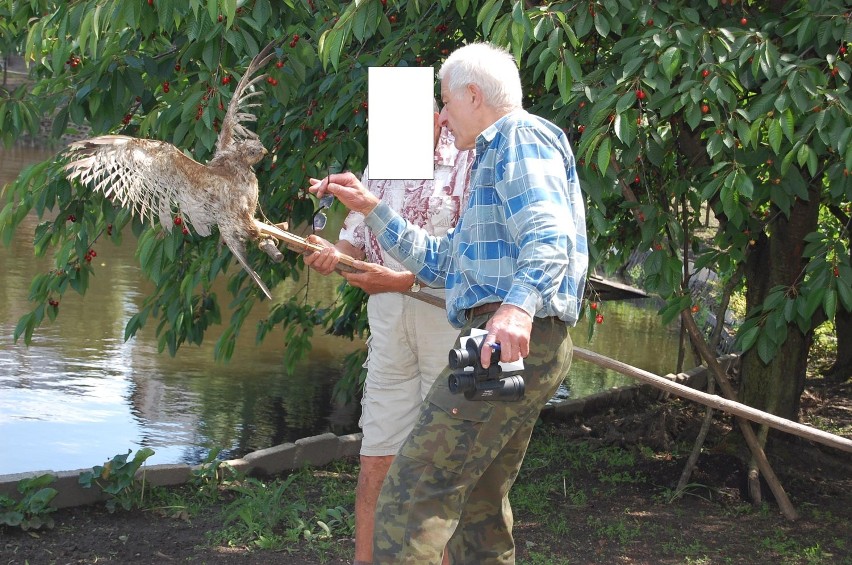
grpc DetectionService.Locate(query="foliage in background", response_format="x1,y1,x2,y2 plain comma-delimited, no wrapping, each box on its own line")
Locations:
0,0,850,419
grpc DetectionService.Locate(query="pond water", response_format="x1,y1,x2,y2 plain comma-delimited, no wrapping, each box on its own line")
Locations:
0,144,681,476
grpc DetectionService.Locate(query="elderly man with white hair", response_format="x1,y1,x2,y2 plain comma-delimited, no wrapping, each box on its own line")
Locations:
309,42,588,565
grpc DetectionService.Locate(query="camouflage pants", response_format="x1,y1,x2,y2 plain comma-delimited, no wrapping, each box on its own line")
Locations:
372,314,573,565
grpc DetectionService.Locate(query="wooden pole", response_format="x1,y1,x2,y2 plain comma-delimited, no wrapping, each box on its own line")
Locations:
258,222,852,466
573,347,852,454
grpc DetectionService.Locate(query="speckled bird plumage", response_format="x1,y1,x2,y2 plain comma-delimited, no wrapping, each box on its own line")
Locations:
64,41,280,299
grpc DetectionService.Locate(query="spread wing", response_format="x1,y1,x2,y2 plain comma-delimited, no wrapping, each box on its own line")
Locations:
64,135,216,236
216,40,280,155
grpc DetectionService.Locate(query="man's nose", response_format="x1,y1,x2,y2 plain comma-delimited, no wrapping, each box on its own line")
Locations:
439,108,449,126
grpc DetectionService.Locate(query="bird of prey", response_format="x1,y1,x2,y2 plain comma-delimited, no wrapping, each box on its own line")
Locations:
64,40,281,299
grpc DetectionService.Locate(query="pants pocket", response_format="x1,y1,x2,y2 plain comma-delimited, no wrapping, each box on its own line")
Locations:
398,378,494,473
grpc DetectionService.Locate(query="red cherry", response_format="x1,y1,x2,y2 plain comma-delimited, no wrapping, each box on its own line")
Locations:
578,125,585,133
389,14,397,23
174,216,183,225
122,114,132,124
221,75,231,85
701,104,710,113
182,227,189,235
67,214,76,222
595,314,604,324
840,46,847,55
147,0,153,5
834,267,840,277
636,90,646,100
590,302,598,310
646,19,653,26
740,17,747,25
701,69,710,78
174,63,181,71
276,61,284,68
691,304,700,313
217,14,223,22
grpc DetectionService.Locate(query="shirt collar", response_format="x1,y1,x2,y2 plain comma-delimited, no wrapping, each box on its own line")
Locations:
475,109,526,155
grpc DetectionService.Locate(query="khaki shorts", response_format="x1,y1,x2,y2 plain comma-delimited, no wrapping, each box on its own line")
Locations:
360,291,461,456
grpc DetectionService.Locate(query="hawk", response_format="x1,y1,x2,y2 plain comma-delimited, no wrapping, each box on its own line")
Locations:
64,41,282,299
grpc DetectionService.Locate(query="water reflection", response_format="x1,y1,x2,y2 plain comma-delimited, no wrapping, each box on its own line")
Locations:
1,144,681,476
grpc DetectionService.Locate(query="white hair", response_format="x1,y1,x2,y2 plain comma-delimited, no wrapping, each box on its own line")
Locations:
438,43,522,112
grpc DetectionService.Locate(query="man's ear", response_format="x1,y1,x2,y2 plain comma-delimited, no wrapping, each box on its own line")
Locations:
467,83,483,107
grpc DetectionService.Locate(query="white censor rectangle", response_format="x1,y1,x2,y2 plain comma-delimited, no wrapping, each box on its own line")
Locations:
368,67,434,180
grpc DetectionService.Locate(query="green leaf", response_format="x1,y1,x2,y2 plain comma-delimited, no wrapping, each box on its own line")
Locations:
479,0,504,36
768,118,783,154
596,136,611,176
659,46,681,82
318,27,347,72
823,288,837,320
351,0,380,42
756,332,778,364
614,112,636,146
738,325,760,352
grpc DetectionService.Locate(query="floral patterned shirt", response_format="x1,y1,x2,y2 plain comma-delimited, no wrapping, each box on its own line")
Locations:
338,128,474,273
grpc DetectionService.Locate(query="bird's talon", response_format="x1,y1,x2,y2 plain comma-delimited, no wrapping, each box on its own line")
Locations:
259,238,284,263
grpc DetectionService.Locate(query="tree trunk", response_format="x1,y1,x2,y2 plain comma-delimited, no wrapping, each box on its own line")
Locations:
740,185,820,421
827,242,852,381
827,308,852,381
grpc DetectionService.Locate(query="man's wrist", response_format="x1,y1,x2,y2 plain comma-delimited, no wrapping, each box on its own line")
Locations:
408,273,421,293
355,196,380,216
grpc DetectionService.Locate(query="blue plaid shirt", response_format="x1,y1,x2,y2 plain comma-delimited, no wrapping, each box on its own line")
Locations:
365,110,588,328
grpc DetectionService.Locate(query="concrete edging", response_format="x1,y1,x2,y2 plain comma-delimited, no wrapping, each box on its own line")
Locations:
0,432,363,510
1,360,730,510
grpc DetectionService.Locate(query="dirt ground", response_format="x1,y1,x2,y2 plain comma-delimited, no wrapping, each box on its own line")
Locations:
2,378,850,565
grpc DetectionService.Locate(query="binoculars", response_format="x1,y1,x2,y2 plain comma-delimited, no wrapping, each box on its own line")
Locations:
447,335,525,401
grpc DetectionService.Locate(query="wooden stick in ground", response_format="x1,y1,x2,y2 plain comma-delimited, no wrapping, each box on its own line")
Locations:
255,221,445,308
675,370,716,497
678,310,799,520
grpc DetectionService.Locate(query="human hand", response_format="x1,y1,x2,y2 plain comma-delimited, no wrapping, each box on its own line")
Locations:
308,172,380,216
481,304,533,369
303,234,340,275
345,260,416,295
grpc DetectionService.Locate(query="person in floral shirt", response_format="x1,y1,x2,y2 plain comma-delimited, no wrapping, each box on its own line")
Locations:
303,102,473,565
